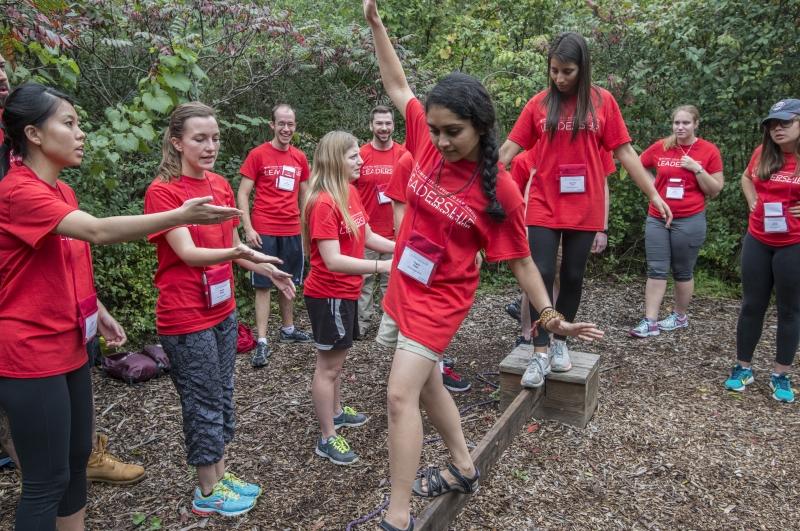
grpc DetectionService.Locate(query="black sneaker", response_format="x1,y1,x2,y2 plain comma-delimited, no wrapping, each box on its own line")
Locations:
279,328,313,343
442,366,471,392
251,342,270,368
505,299,521,323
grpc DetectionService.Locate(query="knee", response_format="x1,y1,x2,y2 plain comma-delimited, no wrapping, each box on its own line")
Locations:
647,262,669,280
23,466,70,500
387,383,417,419
559,263,585,288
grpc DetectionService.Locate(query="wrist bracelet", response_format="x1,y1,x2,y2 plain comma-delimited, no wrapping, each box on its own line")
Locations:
534,307,565,333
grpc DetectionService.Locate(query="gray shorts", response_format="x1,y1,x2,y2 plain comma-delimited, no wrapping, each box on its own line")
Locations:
160,312,237,467
645,211,706,281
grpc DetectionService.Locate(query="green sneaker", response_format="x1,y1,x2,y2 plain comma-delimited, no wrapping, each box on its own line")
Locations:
724,364,754,392
770,373,795,403
315,434,358,465
192,483,255,517
222,471,262,498
333,405,368,428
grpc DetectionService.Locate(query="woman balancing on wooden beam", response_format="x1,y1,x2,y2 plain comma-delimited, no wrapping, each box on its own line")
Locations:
363,2,604,530
499,32,672,385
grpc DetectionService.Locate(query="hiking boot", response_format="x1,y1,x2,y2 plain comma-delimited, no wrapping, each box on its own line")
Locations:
629,318,660,338
333,405,369,428
515,336,532,347
279,328,313,343
251,341,270,368
87,434,145,485
192,483,256,517
548,340,572,372
442,366,471,392
521,352,550,388
658,311,689,331
505,299,522,323
724,364,754,392
770,373,795,403
221,471,262,498
315,434,358,465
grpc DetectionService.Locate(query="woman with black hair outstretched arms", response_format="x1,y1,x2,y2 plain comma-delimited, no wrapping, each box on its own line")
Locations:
364,3,603,530
499,32,672,383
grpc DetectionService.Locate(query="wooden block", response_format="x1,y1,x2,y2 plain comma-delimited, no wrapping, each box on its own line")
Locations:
416,388,543,531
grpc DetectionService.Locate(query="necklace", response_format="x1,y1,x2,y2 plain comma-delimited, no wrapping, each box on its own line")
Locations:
677,138,697,157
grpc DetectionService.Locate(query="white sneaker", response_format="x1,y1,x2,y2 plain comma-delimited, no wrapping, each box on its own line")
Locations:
521,352,551,388
549,340,572,372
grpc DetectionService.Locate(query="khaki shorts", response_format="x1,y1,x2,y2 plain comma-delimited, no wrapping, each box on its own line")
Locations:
375,313,439,362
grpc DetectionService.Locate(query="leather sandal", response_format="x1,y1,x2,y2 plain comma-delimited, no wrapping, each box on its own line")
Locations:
411,463,480,498
379,516,414,531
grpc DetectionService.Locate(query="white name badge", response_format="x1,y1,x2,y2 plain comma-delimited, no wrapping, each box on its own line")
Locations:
276,165,296,191
84,311,98,342
666,186,684,199
764,202,784,217
397,246,435,285
377,190,391,204
560,175,585,193
765,217,788,233
209,278,233,306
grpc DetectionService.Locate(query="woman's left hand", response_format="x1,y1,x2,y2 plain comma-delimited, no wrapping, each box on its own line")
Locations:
263,266,296,299
650,195,673,228
98,308,127,348
547,319,604,342
235,243,283,264
788,201,800,218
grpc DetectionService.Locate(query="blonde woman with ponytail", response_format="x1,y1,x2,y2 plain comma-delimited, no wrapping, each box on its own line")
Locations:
302,130,394,465
144,102,295,517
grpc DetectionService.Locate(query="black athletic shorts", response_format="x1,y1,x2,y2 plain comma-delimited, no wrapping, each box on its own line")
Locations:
252,234,304,289
304,296,359,351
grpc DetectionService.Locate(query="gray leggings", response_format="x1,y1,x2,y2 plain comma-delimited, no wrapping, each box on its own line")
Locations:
645,211,706,281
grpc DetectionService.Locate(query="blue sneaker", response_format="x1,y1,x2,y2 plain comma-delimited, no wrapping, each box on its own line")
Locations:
222,471,262,498
333,405,369,428
724,364,754,392
770,373,795,403
192,483,256,517
279,327,313,343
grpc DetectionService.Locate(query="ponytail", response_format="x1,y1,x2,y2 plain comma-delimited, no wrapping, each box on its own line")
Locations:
157,127,183,182
479,132,505,221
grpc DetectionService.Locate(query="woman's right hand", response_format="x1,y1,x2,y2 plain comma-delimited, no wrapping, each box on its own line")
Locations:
244,228,263,247
363,0,380,24
233,243,283,264
179,196,242,225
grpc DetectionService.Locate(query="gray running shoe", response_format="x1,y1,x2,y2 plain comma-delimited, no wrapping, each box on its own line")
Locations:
521,352,551,388
315,435,358,465
549,340,572,372
333,405,369,428
657,312,688,331
279,328,313,343
250,342,270,368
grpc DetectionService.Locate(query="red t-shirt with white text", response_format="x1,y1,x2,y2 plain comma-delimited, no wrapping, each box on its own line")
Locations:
145,172,239,335
355,142,407,239
641,138,723,219
508,87,630,230
0,165,95,377
385,151,415,204
382,99,530,354
239,142,310,236
745,146,800,246
303,186,368,300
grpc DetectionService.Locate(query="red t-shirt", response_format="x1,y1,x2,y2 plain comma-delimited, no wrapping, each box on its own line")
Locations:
239,142,310,236
145,172,240,335
641,138,723,219
745,146,800,247
510,149,537,195
354,142,407,239
382,99,530,354
0,165,94,377
508,87,631,230
303,185,368,300
385,151,415,203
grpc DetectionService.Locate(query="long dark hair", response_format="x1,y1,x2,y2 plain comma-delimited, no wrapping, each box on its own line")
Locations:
425,72,505,222
756,117,800,181
543,32,596,141
1,82,73,174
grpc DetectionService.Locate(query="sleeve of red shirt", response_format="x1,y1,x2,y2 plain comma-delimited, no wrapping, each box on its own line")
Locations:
386,151,414,203
598,91,632,152
745,146,762,179
510,152,532,195
507,98,539,151
483,174,530,263
403,98,427,158
640,142,659,169
308,196,341,241
239,149,258,181
7,180,77,249
298,151,311,183
705,143,723,174
144,181,184,242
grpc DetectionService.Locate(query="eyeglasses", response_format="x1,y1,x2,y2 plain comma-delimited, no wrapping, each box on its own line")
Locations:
767,118,799,130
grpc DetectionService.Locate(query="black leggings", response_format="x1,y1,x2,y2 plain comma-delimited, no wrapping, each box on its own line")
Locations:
0,361,93,530
736,233,800,366
528,226,596,346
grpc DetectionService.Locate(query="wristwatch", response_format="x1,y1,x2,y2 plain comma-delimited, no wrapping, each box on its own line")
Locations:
693,166,704,175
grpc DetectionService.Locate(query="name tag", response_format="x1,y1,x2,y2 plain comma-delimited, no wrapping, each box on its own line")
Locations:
666,179,684,199
79,294,99,344
276,165,296,191
377,184,391,204
203,265,233,308
397,246,436,285
560,175,585,193
764,202,784,217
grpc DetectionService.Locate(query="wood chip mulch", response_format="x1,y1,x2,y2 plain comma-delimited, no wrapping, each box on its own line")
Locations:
1,277,798,530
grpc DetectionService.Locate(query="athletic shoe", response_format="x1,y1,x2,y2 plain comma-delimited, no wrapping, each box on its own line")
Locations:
515,336,532,347
629,318,660,338
221,471,262,498
521,352,551,388
333,405,369,428
657,312,689,331
192,483,256,517
87,434,145,485
250,342,270,368
279,328,313,343
315,434,358,465
770,373,795,403
505,299,522,323
548,340,572,372
442,366,471,392
724,364,754,392
442,357,455,369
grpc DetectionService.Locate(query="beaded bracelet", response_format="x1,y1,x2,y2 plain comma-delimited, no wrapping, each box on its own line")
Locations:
535,306,565,333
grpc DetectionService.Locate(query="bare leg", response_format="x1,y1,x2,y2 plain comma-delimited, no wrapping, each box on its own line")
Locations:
214,457,225,482
277,291,294,328
255,288,271,339
333,372,343,416
673,279,694,315
197,463,220,495
644,278,668,321
312,348,348,439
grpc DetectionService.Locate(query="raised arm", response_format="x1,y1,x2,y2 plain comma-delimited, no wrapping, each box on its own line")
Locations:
363,0,414,118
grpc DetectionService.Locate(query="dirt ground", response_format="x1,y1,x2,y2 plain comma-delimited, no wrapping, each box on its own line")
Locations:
1,277,798,530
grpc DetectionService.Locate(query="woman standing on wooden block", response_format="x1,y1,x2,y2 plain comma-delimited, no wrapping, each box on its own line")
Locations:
363,2,604,530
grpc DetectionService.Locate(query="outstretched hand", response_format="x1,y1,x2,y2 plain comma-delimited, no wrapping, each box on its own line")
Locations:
180,196,242,226
548,319,604,342
234,243,283,265
267,267,296,300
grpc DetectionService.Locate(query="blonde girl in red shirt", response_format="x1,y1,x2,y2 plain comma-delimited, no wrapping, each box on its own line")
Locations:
144,102,296,517
364,2,604,530
302,130,395,465
499,32,671,378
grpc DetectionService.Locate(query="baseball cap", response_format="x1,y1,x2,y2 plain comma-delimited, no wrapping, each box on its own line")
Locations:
762,99,800,125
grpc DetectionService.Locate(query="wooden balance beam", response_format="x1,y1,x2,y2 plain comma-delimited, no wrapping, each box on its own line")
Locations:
415,345,600,530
